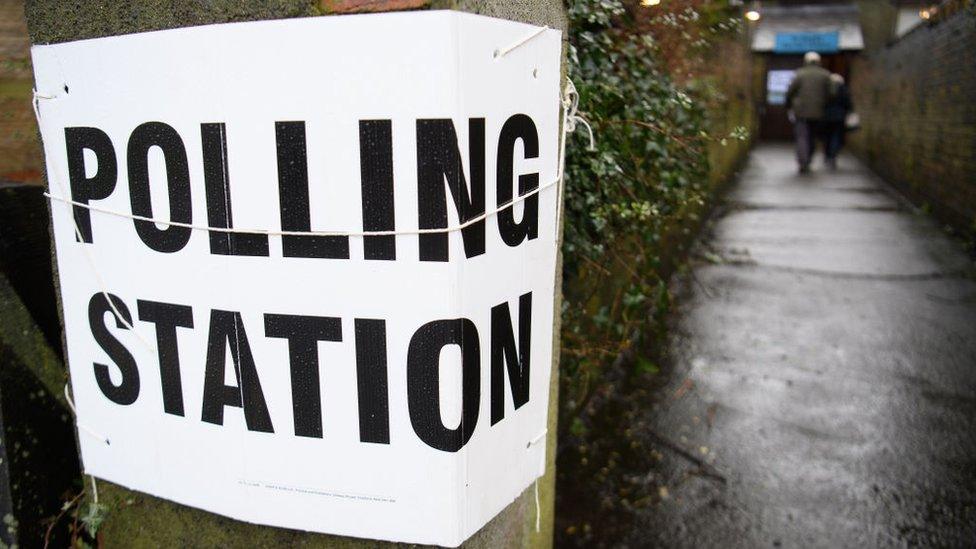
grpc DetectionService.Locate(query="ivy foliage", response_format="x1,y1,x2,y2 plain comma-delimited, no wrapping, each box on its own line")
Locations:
560,0,745,422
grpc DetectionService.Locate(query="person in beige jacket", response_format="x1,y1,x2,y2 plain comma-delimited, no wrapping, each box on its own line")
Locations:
786,51,832,173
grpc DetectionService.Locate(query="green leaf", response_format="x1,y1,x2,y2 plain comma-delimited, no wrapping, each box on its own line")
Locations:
635,357,660,375
80,502,107,537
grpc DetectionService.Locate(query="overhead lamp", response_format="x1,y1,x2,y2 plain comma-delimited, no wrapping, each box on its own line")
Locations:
745,9,761,21
641,0,662,6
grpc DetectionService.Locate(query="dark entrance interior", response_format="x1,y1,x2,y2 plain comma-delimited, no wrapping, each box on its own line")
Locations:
759,53,851,140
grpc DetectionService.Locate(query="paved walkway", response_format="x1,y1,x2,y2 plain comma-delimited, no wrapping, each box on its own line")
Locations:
636,144,976,547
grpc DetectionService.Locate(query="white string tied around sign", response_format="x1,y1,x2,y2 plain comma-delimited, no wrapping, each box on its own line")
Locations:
526,428,549,532
35,26,595,242
494,25,549,58
39,81,594,245
33,22,595,528
34,87,157,357
36,84,595,239
63,383,110,446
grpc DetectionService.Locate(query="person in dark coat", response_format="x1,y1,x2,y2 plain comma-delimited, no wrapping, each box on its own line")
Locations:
823,73,853,170
786,51,832,173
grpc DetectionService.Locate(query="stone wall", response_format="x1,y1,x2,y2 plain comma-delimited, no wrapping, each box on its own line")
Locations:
849,1,976,238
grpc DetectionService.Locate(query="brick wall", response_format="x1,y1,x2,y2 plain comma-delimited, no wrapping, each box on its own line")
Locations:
0,0,43,184
849,3,976,237
703,33,758,189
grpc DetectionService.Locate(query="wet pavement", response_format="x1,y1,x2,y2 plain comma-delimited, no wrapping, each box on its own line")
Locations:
623,144,976,547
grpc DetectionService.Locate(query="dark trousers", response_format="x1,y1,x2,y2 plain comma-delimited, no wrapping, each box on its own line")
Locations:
825,121,845,160
794,118,827,168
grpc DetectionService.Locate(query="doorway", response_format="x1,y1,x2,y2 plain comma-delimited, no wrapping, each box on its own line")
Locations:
759,53,851,140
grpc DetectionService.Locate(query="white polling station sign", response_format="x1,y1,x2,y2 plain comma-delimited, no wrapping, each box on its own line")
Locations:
31,11,561,546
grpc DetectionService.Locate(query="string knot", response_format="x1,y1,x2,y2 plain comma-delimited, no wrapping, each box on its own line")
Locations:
562,80,595,151
32,88,58,123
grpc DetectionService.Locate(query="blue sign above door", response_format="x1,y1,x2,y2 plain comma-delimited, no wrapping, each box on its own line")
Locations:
774,31,840,54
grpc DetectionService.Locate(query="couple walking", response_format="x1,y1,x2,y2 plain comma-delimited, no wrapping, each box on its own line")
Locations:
786,51,854,173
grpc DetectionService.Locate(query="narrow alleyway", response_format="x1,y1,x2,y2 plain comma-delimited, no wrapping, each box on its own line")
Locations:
634,144,976,547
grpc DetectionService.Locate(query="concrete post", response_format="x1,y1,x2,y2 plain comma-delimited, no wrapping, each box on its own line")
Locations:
23,1,566,546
